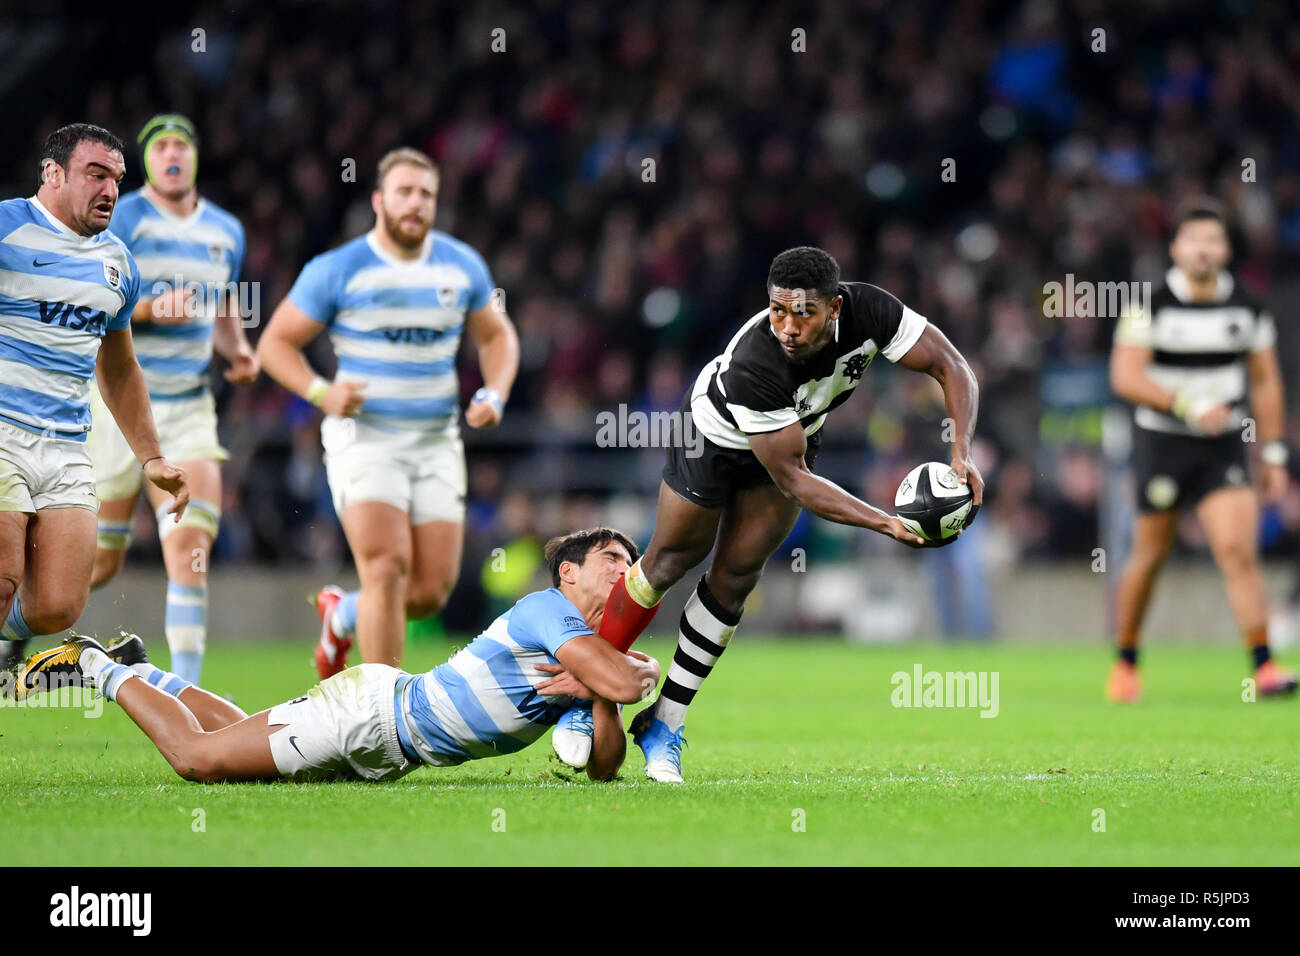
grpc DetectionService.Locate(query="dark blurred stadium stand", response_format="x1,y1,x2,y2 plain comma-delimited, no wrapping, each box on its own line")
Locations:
5,0,1300,633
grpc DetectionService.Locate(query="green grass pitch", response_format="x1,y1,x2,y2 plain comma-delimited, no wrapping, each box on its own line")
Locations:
4,639,1297,866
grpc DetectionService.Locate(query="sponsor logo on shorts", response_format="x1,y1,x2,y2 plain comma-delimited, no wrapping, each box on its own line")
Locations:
1146,474,1178,509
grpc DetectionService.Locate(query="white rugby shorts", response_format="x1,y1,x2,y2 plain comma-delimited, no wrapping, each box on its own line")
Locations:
267,663,415,782
321,416,466,524
0,419,97,512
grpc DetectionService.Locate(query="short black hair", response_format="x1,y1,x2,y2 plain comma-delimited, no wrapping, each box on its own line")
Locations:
1172,196,1229,239
38,123,125,188
767,246,841,303
544,527,639,587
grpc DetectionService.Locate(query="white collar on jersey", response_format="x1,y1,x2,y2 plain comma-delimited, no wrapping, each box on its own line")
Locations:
142,187,206,225
365,228,433,267
1166,266,1233,303
28,195,84,239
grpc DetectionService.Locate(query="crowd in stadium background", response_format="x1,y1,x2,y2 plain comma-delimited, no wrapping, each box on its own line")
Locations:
6,0,1300,630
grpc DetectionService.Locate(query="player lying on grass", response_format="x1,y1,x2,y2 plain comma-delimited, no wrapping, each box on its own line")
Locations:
15,528,659,783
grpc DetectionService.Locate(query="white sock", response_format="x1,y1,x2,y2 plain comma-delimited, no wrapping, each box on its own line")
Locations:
81,647,136,701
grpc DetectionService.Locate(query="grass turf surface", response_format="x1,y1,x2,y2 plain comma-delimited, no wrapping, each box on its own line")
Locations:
3,639,1297,866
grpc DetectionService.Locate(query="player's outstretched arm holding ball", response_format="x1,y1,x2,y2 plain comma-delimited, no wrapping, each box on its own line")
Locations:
750,324,981,548
894,322,984,525
95,326,189,519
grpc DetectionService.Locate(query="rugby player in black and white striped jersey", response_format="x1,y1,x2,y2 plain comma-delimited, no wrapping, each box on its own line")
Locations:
1108,198,1296,701
553,246,983,781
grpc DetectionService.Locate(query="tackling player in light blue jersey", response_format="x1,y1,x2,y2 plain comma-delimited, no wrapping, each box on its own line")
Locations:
0,124,189,675
86,114,258,686
19,528,661,785
258,147,519,679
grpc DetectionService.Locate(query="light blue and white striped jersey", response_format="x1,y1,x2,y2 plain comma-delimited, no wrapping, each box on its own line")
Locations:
0,197,140,441
288,229,493,432
108,189,244,401
395,588,592,765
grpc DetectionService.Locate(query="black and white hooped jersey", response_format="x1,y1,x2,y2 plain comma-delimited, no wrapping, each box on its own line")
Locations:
688,281,928,450
1113,268,1276,437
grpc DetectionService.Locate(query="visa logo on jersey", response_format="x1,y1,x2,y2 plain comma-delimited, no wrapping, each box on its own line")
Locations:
38,300,108,334
382,327,451,344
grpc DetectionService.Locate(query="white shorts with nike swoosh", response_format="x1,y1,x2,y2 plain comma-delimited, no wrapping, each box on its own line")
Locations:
267,664,415,782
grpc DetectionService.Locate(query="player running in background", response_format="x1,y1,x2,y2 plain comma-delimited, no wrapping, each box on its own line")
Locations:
258,147,518,678
0,123,189,674
87,114,257,686
1107,198,1296,701
17,528,659,783
559,246,982,782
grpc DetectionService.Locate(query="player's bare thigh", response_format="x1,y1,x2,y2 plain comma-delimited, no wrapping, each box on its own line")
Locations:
0,510,30,615
1196,485,1260,567
20,507,97,632
705,481,803,615
407,520,461,618
1127,508,1179,568
640,480,723,591
341,501,414,593
194,709,282,781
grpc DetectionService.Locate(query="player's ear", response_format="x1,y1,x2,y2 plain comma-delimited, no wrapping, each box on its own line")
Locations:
558,558,578,586
370,189,383,217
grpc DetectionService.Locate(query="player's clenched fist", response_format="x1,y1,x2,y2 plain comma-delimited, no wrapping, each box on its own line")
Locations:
320,380,367,416
144,457,190,520
465,386,504,428
223,349,260,385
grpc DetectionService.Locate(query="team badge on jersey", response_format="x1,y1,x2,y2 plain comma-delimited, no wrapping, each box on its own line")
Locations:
437,286,462,309
103,262,121,289
841,352,869,382
209,244,224,263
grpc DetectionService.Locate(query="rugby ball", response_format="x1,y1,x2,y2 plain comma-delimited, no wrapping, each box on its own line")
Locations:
894,462,973,542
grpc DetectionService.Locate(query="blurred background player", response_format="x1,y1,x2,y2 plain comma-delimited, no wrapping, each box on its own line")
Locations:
0,123,188,673
1108,199,1296,701
257,147,519,675
86,114,256,686
17,528,659,783
585,246,982,781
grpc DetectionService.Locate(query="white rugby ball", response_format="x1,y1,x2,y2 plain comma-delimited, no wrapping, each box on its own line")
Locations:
894,461,973,541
